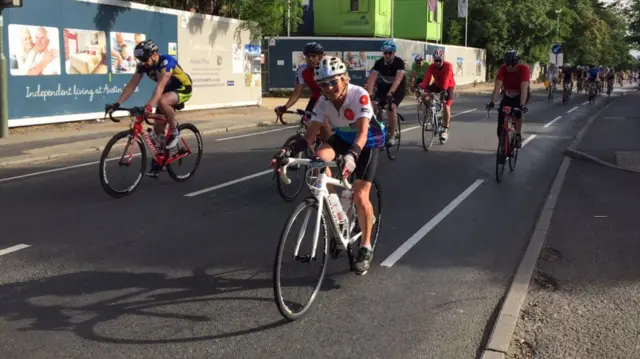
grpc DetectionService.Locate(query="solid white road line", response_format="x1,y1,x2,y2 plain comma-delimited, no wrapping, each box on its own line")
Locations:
543,116,562,128
401,126,421,132
401,108,477,133
0,154,141,183
521,134,537,147
184,170,272,197
582,101,589,105
380,179,484,267
567,106,579,113
0,244,31,257
216,126,296,141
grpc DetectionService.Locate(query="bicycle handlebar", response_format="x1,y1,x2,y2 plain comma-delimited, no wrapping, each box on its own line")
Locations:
105,106,147,124
105,107,153,126
278,157,352,190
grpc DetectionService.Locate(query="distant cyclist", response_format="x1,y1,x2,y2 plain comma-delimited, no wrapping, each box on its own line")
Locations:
272,56,385,275
275,42,324,119
419,49,456,142
486,50,530,150
560,63,574,94
365,40,406,147
409,54,429,92
106,40,192,176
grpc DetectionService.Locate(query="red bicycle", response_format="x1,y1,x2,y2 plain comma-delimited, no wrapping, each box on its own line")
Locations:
99,105,203,198
487,105,519,183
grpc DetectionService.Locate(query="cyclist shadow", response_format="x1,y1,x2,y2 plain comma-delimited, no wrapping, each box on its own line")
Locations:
0,263,341,344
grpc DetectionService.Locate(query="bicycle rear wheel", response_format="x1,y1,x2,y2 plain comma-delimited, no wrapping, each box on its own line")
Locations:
276,134,311,202
345,178,383,273
386,113,402,160
495,132,507,183
167,123,203,182
99,130,147,198
273,197,329,321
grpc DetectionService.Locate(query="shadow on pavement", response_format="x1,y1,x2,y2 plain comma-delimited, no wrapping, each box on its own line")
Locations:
0,264,342,344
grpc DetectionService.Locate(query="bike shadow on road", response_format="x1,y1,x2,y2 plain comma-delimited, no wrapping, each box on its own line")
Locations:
0,263,344,345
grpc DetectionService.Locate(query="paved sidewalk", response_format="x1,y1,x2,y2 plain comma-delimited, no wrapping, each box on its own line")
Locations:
0,82,542,167
508,160,640,359
506,86,640,358
566,88,640,171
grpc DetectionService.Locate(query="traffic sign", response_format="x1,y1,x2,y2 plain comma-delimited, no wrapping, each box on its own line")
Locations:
551,44,562,55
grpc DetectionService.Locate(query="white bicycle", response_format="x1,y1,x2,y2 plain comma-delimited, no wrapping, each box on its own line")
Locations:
272,156,382,321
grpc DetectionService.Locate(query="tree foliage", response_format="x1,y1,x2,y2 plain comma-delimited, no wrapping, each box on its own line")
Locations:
129,0,304,39
443,0,635,70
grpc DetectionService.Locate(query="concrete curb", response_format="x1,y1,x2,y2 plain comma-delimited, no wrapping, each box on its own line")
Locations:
0,121,271,168
480,156,572,359
479,98,619,359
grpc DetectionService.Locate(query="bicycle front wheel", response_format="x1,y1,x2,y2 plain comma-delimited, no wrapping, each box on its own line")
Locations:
416,101,426,126
386,113,402,160
167,123,203,182
276,134,311,202
273,197,329,321
421,110,436,151
99,130,147,198
495,132,507,183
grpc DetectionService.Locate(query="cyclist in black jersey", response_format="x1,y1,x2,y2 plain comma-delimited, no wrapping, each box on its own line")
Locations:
106,40,192,151
365,40,406,146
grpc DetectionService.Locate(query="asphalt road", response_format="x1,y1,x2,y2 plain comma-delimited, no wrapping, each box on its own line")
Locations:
0,87,624,359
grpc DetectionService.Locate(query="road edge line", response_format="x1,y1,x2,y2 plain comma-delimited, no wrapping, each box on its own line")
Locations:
480,156,572,358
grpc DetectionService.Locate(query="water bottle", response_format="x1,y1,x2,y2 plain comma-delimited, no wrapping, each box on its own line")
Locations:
157,134,166,150
327,193,346,225
339,190,353,219
147,128,159,147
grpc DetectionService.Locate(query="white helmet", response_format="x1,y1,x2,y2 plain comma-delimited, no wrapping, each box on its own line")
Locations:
314,56,347,81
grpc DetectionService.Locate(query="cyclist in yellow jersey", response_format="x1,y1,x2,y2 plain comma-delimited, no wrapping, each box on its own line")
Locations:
106,40,192,150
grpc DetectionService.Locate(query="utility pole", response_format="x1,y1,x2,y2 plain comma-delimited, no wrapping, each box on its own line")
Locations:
287,0,291,36
555,9,562,65
0,8,7,138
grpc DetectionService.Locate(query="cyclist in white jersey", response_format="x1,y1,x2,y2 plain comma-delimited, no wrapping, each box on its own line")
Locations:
272,56,385,275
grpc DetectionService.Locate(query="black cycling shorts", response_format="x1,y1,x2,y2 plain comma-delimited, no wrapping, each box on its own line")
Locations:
325,135,378,183
375,83,405,108
497,95,524,135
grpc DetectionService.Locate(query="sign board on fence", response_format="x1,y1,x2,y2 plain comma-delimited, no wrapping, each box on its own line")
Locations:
550,52,564,66
1,0,23,8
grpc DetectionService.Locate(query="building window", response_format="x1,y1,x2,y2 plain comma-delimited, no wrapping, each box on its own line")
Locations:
351,0,359,12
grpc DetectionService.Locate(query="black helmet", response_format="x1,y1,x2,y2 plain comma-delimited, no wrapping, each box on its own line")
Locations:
134,40,158,62
504,50,521,65
303,42,324,56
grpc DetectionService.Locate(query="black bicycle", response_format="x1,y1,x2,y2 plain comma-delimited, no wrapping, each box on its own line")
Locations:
373,97,405,160
275,109,322,202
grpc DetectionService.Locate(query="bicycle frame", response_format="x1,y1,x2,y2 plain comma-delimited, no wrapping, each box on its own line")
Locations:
121,111,193,167
279,157,354,261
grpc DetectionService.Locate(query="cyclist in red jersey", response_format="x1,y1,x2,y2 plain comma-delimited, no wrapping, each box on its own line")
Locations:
275,42,324,117
419,49,456,142
486,50,530,149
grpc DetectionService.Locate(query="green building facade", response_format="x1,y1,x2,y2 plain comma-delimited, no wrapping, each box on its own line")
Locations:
313,0,443,42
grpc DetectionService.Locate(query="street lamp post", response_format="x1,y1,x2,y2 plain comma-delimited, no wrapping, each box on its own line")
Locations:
555,9,562,65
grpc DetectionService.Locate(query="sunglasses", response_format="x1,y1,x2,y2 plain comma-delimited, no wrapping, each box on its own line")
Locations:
318,77,341,88
434,59,442,63
384,51,394,55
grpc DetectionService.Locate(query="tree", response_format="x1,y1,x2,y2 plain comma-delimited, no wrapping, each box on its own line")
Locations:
129,0,304,39
443,0,634,74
